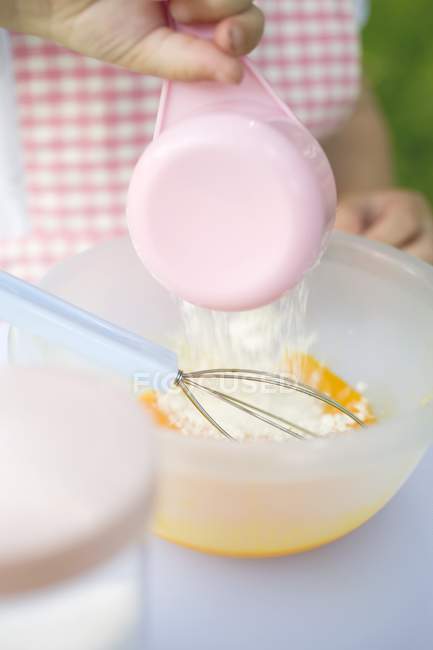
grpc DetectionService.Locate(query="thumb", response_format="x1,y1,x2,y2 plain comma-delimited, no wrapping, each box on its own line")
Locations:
335,200,366,235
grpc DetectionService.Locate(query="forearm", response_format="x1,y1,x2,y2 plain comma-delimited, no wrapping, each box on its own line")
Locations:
0,1,17,28
321,83,394,198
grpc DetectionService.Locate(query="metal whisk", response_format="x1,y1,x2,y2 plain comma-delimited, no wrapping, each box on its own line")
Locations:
0,271,364,441
175,368,364,441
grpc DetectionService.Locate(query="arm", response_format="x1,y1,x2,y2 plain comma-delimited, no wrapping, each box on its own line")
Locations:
321,83,394,196
322,83,433,263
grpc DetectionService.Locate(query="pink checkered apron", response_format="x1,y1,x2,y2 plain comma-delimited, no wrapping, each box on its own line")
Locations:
2,0,360,280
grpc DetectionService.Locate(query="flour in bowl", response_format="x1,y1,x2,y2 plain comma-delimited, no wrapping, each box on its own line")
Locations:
149,283,372,441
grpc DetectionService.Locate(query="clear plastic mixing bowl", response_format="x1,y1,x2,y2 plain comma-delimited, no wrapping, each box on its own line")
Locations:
9,232,433,556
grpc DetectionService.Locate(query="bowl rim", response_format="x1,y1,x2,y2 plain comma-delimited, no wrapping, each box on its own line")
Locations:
328,230,433,290
8,231,433,462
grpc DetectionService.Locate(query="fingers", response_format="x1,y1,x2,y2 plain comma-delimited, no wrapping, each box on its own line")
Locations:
365,204,422,247
364,192,428,247
335,191,379,234
336,190,433,265
403,215,433,264
171,0,264,57
50,0,262,83
335,201,367,234
404,235,433,264
214,5,264,56
170,0,254,23
132,0,263,82
130,27,243,81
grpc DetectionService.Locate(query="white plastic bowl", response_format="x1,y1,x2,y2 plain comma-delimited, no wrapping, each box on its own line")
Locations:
9,232,433,556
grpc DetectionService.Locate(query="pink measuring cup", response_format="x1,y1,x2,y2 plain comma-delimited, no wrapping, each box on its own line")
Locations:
127,22,336,312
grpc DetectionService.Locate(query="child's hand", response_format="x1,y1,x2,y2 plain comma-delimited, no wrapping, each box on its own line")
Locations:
336,190,433,264
3,0,264,82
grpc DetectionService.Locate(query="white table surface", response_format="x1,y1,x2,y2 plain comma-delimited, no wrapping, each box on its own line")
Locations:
1,325,432,649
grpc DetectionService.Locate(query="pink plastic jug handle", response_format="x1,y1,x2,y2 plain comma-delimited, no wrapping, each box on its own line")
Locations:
153,2,303,135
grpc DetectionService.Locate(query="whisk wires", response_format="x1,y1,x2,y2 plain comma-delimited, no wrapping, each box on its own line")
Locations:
175,368,364,442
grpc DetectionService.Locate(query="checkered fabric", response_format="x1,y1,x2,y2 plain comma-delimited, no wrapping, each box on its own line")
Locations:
1,0,360,280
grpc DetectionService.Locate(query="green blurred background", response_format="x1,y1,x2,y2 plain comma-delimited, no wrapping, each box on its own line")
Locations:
363,1,433,203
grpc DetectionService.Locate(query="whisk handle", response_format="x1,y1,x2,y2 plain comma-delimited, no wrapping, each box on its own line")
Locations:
0,271,178,389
